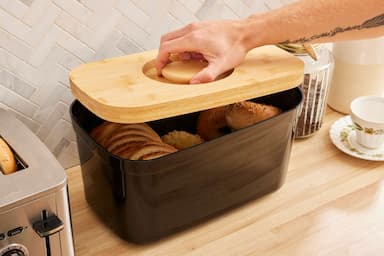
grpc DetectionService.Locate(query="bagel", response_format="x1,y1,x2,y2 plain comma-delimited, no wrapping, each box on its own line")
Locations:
0,138,17,175
197,106,227,141
162,130,204,150
225,101,282,130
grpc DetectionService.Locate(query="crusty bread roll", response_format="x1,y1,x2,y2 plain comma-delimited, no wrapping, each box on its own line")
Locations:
225,101,281,130
162,130,204,150
196,106,227,141
0,138,17,175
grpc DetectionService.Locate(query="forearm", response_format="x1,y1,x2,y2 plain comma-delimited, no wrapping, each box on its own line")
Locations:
242,0,384,50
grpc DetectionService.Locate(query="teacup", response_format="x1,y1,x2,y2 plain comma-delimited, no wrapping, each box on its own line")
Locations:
350,96,384,149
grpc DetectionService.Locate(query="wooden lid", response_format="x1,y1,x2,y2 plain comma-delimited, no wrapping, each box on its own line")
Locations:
69,45,304,123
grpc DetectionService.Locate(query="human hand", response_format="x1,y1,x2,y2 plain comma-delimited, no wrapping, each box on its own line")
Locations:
156,20,250,84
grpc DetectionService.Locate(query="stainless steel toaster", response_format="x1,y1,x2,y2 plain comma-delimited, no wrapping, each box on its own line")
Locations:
0,109,74,256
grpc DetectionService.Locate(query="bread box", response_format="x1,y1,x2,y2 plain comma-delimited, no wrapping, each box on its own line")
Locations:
69,45,304,243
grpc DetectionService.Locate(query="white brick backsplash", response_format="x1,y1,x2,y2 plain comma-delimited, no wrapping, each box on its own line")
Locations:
19,0,33,7
130,0,165,15
56,140,79,168
57,28,95,61
37,101,68,140
116,0,150,29
58,50,83,71
23,0,50,25
0,0,287,167
87,9,122,50
0,48,38,87
0,7,30,40
59,85,75,105
44,118,73,151
79,0,117,12
28,26,61,66
52,0,94,26
224,0,253,17
178,0,204,13
264,0,285,10
0,84,38,118
55,11,93,48
196,0,227,20
0,69,36,98
0,0,28,19
169,0,199,25
31,79,69,121
116,36,142,54
221,5,239,19
116,17,149,47
90,30,124,61
0,28,32,60
25,3,61,47
145,14,182,50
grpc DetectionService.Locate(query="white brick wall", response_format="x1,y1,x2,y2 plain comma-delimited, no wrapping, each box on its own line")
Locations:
0,0,291,168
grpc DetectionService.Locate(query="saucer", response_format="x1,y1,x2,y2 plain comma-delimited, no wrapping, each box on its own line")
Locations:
329,116,384,161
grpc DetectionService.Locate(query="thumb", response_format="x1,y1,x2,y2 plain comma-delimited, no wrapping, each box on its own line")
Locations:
190,62,222,84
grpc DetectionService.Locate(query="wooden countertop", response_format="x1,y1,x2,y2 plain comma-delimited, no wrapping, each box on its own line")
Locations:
67,108,384,256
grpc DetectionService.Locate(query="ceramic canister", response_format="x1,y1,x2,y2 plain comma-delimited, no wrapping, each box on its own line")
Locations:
328,37,384,114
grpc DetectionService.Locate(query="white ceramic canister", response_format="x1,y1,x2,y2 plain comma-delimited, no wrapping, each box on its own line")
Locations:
327,37,384,114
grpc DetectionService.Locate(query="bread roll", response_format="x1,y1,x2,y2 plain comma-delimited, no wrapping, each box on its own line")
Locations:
225,101,281,130
0,138,17,175
162,130,204,150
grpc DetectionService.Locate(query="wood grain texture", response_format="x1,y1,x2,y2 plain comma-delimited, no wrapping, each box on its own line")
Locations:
69,45,304,123
67,108,384,256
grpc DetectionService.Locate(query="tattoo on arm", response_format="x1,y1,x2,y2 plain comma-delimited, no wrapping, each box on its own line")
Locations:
279,13,384,44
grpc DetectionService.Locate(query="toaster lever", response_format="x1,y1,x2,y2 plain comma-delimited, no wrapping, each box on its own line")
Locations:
33,214,64,238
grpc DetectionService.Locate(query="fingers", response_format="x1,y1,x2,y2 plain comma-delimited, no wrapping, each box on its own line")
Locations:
190,62,222,84
160,23,194,44
156,23,204,74
156,36,198,74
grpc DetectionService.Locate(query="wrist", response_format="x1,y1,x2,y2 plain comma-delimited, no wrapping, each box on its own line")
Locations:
239,14,270,51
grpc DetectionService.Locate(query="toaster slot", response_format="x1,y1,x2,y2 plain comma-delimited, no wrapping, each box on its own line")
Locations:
0,136,28,175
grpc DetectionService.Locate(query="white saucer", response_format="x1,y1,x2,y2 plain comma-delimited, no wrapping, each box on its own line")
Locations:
329,116,384,161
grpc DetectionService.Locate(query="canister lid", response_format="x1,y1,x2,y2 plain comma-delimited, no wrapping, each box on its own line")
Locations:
69,45,304,123
276,43,321,55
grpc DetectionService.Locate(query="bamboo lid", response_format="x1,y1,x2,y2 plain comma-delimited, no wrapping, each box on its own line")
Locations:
69,45,304,123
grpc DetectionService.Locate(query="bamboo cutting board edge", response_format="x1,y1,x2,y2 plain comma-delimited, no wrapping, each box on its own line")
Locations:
69,46,304,123
70,73,303,123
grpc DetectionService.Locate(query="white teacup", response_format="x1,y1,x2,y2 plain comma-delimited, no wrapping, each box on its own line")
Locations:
350,96,384,149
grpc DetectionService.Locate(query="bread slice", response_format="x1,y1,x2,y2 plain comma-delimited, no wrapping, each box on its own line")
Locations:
108,135,152,154
140,151,171,160
0,138,17,175
91,122,123,146
129,141,177,160
104,127,160,146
